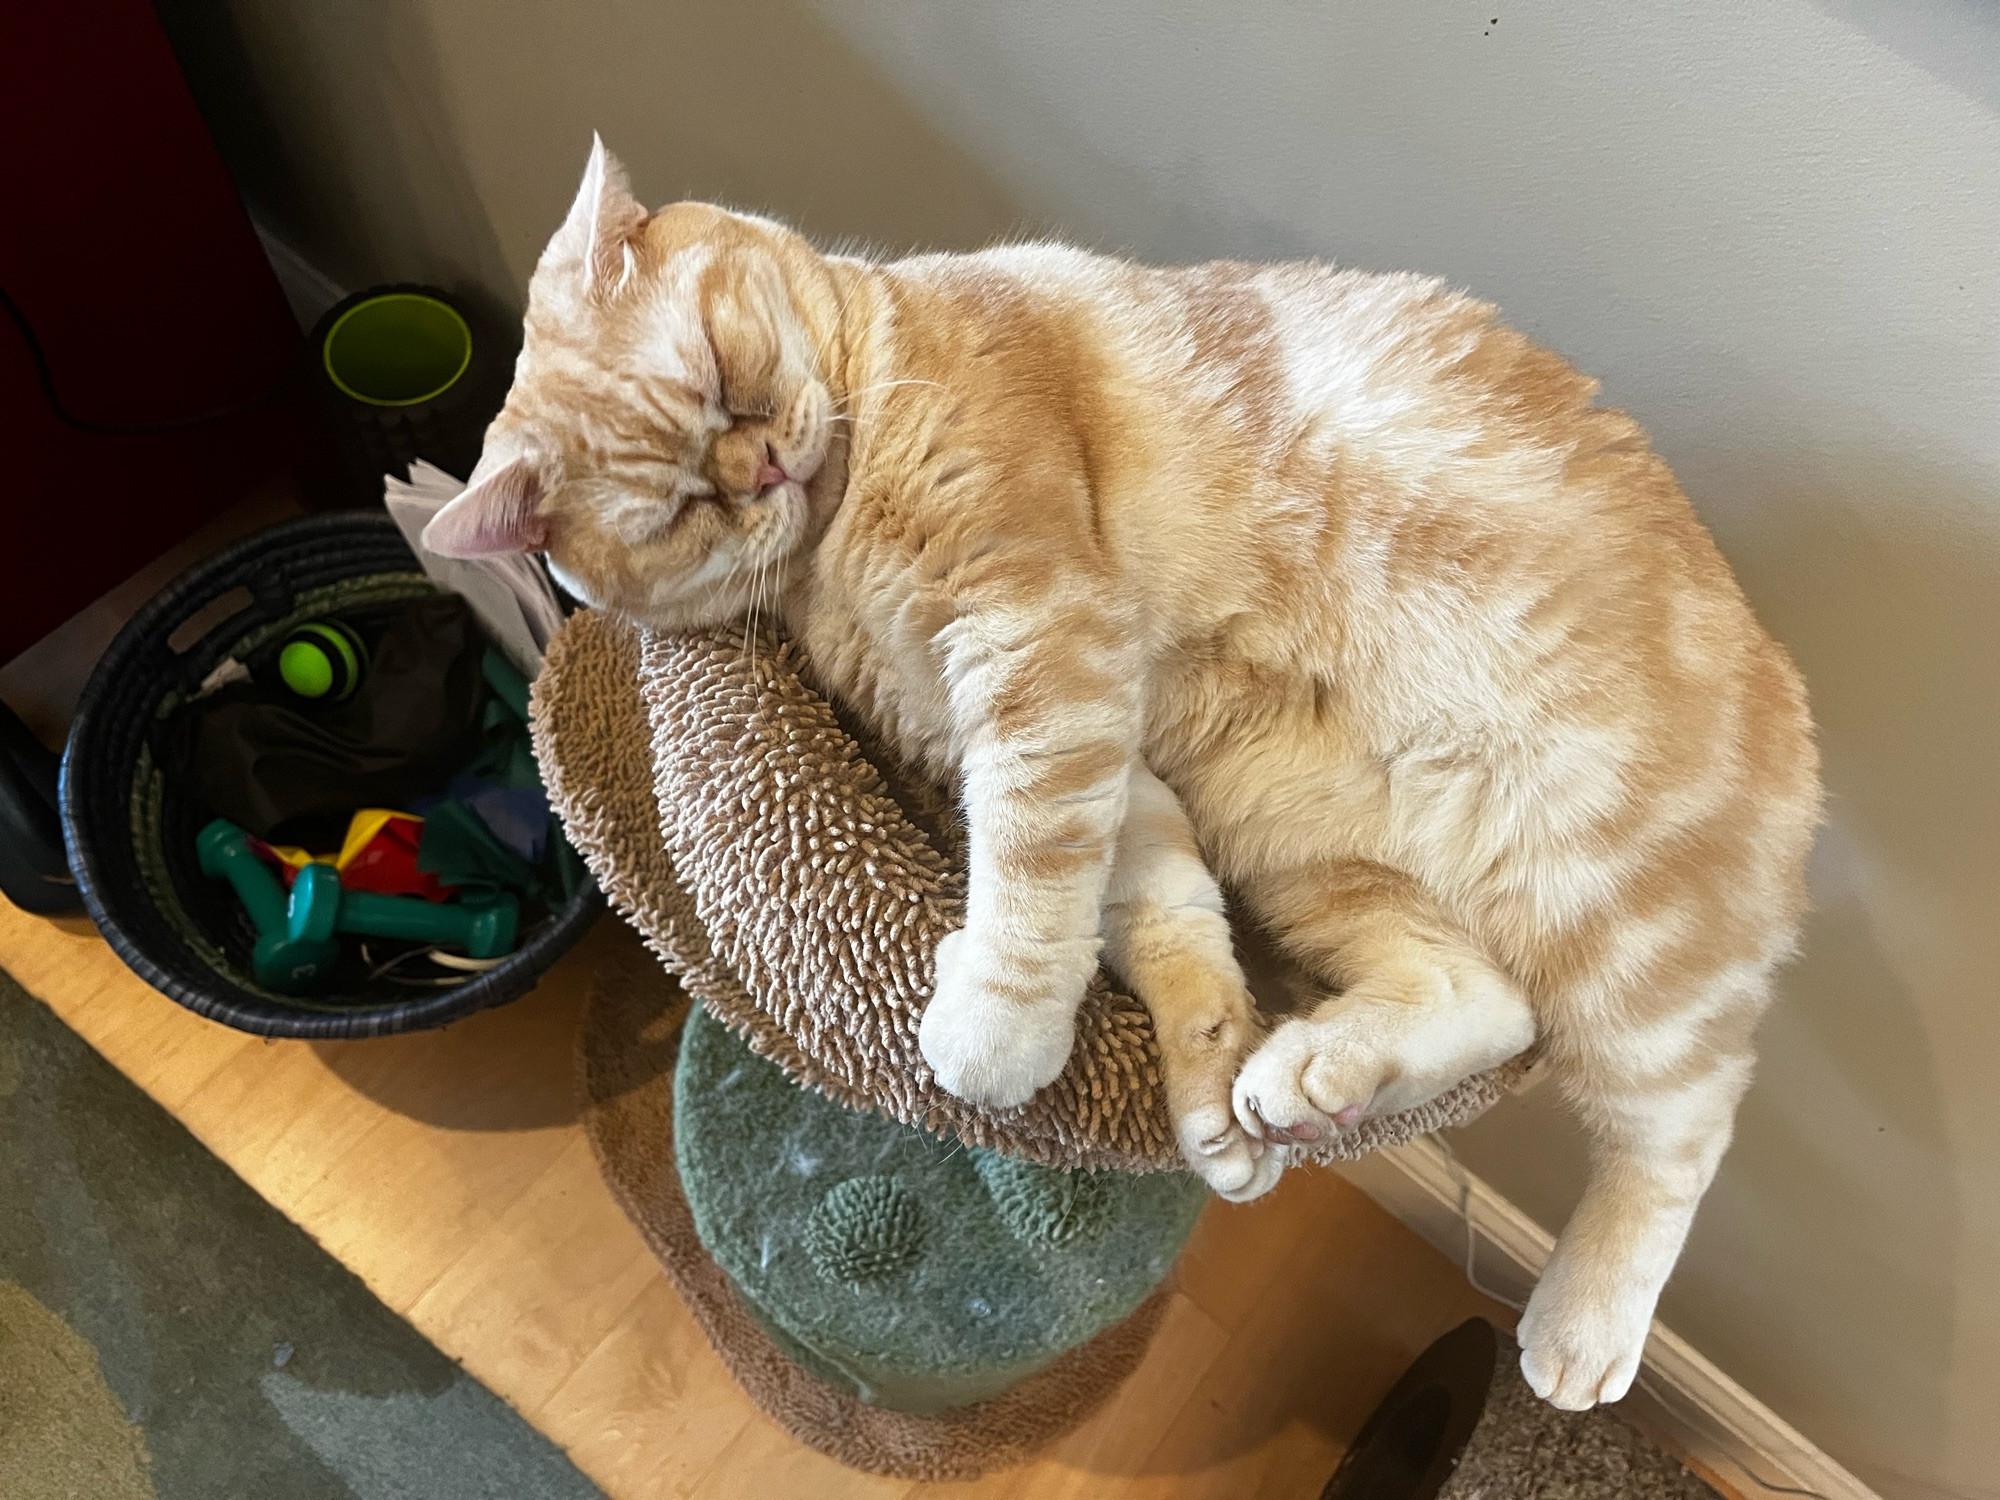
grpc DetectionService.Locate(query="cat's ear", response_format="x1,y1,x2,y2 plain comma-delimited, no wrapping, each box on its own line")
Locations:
557,133,647,300
421,458,549,557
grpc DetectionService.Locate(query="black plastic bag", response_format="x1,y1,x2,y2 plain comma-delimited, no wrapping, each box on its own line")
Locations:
182,594,489,844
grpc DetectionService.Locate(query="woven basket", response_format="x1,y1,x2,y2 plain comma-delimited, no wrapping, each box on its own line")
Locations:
61,513,600,1038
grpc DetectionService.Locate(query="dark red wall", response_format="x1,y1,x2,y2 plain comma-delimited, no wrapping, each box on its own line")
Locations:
1,0,306,663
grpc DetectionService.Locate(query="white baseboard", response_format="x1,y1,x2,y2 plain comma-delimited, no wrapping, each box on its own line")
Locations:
1333,1138,1881,1500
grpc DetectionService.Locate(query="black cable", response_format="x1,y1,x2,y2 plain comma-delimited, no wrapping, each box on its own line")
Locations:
0,279,297,435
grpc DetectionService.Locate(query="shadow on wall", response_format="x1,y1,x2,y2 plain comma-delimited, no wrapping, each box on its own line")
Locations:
1454,441,1994,1497
1697,887,1957,1498
163,0,510,310
1707,450,1998,1498
443,0,1033,283
183,0,1030,313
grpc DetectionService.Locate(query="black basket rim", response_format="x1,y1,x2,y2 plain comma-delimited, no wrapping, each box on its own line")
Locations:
60,511,601,1040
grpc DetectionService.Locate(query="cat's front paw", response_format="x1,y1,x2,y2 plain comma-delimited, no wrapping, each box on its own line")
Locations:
919,929,1078,1108
1516,1253,1654,1410
1156,986,1286,1201
1177,1098,1288,1202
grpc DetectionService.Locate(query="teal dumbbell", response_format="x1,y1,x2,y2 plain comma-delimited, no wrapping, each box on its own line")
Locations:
196,819,333,991
196,819,518,994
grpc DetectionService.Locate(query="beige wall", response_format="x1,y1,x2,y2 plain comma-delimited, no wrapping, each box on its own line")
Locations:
210,2,2000,1495
211,0,1026,307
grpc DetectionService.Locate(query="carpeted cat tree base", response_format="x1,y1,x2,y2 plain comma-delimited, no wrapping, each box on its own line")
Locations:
1320,1318,1720,1500
577,936,1194,1480
675,993,1206,1417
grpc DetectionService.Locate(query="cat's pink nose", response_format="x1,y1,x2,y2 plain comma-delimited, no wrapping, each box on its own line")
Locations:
755,449,789,492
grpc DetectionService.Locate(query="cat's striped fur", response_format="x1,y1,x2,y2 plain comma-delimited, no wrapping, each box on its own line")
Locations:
426,140,1820,1411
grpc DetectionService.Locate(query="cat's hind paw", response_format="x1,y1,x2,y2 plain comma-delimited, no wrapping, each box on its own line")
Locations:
1230,1012,1381,1146
919,929,1078,1109
1230,952,1534,1146
1516,1264,1652,1410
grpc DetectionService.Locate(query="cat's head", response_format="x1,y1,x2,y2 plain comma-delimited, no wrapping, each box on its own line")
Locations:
422,136,842,629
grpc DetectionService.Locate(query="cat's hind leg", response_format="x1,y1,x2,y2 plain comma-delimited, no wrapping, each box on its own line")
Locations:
1517,986,1762,1408
1231,860,1536,1144
1102,765,1281,1201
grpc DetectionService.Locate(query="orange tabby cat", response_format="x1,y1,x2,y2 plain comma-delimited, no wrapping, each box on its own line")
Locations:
427,140,1820,1410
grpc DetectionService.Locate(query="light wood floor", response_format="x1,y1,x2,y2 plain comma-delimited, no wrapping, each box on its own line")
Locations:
1,892,1520,1498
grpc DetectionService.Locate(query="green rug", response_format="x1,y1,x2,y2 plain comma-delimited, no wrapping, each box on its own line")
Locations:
0,969,601,1500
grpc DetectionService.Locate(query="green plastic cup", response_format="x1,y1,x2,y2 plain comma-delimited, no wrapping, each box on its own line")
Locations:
320,292,473,407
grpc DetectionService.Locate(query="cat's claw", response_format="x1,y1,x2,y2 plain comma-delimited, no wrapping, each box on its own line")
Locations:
1192,1124,1243,1155
919,929,1077,1108
1176,1100,1286,1201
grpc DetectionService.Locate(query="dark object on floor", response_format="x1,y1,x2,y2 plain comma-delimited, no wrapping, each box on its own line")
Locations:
0,700,78,914
577,932,1173,1481
0,968,602,1500
309,286,508,507
675,998,1204,1415
1319,1317,1719,1500
185,593,488,840
62,512,600,1039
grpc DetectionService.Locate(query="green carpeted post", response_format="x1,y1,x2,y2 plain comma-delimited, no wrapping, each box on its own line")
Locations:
673,1002,1206,1415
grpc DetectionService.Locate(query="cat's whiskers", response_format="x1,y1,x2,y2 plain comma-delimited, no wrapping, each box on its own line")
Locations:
750,556,772,679
738,546,776,681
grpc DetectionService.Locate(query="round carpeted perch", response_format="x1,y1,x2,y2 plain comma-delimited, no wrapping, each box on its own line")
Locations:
530,611,1529,1175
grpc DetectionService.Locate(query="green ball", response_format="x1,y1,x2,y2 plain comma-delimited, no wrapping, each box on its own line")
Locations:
277,621,367,701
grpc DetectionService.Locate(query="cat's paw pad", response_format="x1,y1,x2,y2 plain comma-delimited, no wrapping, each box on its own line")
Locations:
1230,1014,1390,1146
1516,1267,1652,1410
919,929,1076,1108
1177,1100,1286,1201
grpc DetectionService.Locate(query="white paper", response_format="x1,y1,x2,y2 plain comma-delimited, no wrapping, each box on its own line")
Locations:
382,460,566,680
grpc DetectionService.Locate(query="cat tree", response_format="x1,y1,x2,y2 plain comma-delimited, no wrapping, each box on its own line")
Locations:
531,610,1524,1477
